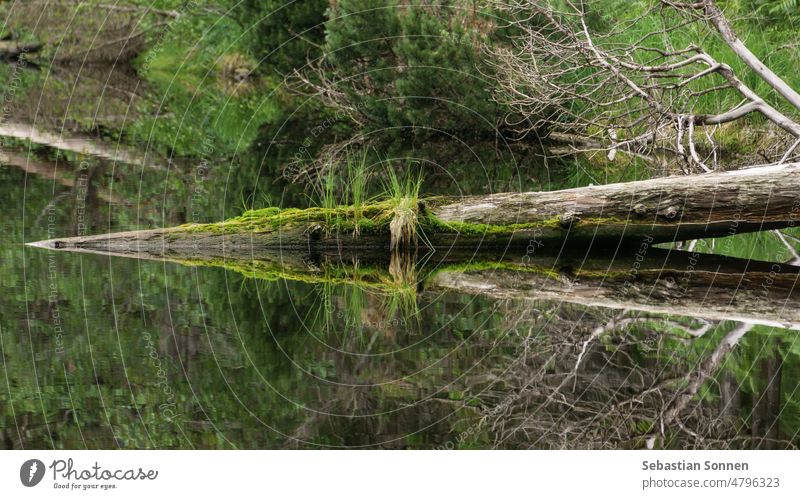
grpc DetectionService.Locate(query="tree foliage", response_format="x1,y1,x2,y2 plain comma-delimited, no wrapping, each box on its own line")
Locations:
319,0,505,134
238,0,328,75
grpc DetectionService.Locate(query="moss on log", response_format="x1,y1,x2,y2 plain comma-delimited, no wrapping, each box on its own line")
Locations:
28,163,800,255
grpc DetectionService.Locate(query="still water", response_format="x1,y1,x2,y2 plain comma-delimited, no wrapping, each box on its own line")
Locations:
1,65,800,450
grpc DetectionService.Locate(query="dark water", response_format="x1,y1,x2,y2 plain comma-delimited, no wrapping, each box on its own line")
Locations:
2,64,800,450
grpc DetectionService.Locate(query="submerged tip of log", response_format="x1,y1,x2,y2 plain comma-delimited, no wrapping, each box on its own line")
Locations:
25,239,66,250
24,228,179,258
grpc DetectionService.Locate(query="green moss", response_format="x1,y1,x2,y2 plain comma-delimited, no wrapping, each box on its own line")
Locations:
238,206,282,219
419,214,560,235
176,197,631,241
177,200,400,235
170,255,421,296
428,259,634,282
430,260,562,280
419,213,630,236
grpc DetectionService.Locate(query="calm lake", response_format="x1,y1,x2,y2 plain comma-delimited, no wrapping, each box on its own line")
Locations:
2,62,800,450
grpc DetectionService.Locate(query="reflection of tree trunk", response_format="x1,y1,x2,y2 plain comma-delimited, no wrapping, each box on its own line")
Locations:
1,149,125,205
0,123,165,171
752,348,783,449
2,427,15,449
429,249,800,329
0,40,41,59
26,220,800,328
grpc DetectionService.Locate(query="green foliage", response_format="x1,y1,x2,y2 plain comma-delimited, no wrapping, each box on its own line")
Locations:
131,4,279,158
321,163,338,227
323,0,505,133
345,149,370,226
237,0,327,74
739,0,800,21
382,160,424,206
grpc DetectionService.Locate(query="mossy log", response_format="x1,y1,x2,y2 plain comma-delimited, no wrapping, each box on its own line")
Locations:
28,163,800,254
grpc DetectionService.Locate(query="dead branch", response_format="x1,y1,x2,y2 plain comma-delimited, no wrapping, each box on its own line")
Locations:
490,0,800,170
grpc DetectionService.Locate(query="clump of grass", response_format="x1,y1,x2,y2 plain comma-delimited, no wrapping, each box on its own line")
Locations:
321,165,338,229
384,276,419,326
346,150,370,235
389,197,418,251
191,155,429,245
314,150,374,234
383,163,423,251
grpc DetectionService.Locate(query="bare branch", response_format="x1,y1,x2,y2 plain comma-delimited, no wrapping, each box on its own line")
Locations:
489,0,800,170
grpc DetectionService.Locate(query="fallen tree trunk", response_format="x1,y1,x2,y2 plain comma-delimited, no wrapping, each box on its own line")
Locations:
28,163,800,253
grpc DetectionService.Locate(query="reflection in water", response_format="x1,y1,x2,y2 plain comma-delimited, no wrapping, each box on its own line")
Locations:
2,60,800,449
2,149,799,449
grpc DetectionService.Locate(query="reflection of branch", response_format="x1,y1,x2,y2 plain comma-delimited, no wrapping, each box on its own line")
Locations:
0,149,126,206
573,312,629,377
774,230,800,265
475,309,756,448
661,322,753,429
0,122,166,171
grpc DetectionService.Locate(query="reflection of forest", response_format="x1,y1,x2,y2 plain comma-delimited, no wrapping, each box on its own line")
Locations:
4,64,147,133
475,312,796,450
2,250,797,449
2,155,798,449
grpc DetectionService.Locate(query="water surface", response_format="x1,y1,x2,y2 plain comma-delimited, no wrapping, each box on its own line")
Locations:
2,63,800,450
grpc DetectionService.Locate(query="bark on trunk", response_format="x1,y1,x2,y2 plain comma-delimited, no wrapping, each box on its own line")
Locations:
427,162,800,246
